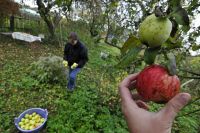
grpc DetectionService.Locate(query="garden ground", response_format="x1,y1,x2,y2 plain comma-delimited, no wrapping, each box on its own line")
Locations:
0,34,199,133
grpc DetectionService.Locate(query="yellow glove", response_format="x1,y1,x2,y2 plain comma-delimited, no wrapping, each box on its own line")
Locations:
71,63,78,69
63,60,68,67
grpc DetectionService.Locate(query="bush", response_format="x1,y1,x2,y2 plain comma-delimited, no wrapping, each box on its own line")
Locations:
29,56,68,84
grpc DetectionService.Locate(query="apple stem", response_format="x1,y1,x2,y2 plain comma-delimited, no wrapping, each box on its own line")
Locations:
154,6,168,18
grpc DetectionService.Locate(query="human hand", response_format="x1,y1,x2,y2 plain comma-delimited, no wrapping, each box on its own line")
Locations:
63,60,68,67
119,73,191,133
71,63,78,69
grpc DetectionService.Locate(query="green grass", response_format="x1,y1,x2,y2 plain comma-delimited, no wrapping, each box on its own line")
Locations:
0,35,129,133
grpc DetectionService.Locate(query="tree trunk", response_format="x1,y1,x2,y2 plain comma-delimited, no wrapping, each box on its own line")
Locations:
36,0,55,38
43,17,55,38
105,12,110,44
104,11,121,49
10,15,14,32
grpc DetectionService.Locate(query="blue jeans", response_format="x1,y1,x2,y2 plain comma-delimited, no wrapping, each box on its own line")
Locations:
67,68,81,90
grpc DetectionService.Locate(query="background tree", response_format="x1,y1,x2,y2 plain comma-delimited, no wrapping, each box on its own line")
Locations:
36,0,62,38
0,0,19,16
87,0,103,37
103,1,135,49
72,0,103,38
0,0,19,31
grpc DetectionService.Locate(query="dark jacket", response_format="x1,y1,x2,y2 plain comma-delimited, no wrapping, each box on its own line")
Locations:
64,41,88,68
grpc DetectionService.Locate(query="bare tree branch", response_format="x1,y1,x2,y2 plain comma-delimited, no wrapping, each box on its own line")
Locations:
178,75,200,79
178,68,200,76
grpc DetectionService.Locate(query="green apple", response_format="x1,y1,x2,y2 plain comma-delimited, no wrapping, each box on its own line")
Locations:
139,14,172,48
25,123,29,128
29,114,33,119
63,60,68,65
32,116,36,120
63,60,68,67
25,125,29,130
21,118,25,122
24,119,29,124
40,118,45,123
35,123,41,128
35,114,40,118
19,122,23,126
28,126,31,130
30,120,36,125
25,114,30,119
71,63,78,69
21,125,26,129
35,115,41,120
29,125,35,130
34,115,38,119
38,122,43,126
35,118,40,123
32,112,36,116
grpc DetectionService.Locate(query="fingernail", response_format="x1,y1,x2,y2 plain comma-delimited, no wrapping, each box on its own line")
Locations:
180,93,191,105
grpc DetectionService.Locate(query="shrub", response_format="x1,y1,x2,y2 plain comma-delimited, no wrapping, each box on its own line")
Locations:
29,56,68,84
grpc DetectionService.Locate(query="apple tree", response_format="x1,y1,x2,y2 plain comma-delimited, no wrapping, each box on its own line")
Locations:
116,0,200,132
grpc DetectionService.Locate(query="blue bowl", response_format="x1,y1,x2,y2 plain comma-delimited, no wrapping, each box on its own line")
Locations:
14,108,48,133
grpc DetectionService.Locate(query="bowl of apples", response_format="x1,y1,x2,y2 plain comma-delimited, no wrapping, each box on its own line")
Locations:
14,108,48,133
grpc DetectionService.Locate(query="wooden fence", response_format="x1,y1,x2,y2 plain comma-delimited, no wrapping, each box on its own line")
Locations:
0,15,46,35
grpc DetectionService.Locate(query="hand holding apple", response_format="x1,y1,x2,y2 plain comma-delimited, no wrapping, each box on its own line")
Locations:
119,73,191,133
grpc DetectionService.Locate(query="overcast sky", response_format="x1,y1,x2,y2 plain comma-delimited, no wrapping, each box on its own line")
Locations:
15,0,37,7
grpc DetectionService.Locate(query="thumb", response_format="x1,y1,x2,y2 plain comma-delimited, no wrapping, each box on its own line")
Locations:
160,93,191,121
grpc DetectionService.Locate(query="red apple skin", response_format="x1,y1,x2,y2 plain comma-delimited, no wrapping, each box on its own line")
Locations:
136,64,180,102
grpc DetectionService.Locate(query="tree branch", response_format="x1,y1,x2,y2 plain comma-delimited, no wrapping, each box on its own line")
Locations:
178,68,200,76
104,39,121,49
178,75,200,79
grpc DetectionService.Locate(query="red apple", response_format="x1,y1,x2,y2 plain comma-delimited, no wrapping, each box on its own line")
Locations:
136,64,180,102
